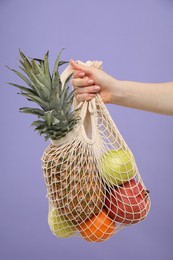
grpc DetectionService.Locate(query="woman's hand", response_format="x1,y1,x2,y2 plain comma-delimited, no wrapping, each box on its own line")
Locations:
70,60,118,103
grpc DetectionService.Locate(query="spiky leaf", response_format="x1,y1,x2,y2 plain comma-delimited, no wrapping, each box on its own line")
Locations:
7,49,79,141
20,107,45,117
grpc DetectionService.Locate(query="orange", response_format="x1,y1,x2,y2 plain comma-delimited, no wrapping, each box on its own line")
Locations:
79,209,116,242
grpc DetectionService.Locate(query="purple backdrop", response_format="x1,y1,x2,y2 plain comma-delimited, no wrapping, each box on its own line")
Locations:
1,0,173,260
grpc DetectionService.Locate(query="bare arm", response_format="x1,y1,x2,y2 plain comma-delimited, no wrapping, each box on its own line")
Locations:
113,80,173,116
70,60,173,116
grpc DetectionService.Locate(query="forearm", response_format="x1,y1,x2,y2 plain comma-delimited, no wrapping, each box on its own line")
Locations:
112,80,173,115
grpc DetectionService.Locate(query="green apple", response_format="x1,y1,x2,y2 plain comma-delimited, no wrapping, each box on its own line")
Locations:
100,149,136,186
48,208,77,238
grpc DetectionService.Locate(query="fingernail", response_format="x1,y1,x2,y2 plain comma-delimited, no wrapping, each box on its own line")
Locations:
94,86,100,90
88,79,94,84
79,72,85,77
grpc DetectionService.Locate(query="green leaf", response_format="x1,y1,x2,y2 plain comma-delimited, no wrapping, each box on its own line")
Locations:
31,59,51,90
51,71,61,91
35,125,48,133
6,66,34,89
34,72,51,91
28,70,50,100
7,49,79,142
31,58,44,63
58,61,69,66
65,89,75,104
39,60,45,72
8,82,37,95
60,85,70,106
44,51,51,84
52,48,65,78
19,92,49,110
60,73,73,103
31,120,45,127
43,110,54,127
62,98,74,114
20,107,45,117
19,49,32,71
31,59,42,75
49,86,60,108
31,58,45,72
18,65,31,78
52,117,60,125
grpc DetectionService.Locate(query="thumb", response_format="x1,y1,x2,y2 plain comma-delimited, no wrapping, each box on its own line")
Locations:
70,59,92,76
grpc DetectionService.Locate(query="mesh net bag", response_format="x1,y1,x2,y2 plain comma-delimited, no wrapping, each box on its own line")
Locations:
41,61,151,242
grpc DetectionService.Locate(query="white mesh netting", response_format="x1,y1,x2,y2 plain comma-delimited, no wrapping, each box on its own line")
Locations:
41,63,151,242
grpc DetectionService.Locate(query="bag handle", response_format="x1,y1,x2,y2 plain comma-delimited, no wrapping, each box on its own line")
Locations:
79,99,98,145
60,65,73,86
60,61,102,145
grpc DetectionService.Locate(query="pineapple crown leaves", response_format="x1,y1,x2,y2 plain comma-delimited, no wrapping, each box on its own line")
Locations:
7,49,79,141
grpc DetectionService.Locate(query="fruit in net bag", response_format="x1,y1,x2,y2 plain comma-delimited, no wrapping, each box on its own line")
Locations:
8,50,105,227
100,149,136,186
42,144,105,223
48,208,77,238
105,179,150,224
79,209,116,242
8,51,151,241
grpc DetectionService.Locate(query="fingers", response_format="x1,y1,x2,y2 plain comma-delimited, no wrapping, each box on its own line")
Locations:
75,84,100,102
70,59,99,102
70,59,92,76
71,76,100,102
70,60,81,70
76,93,96,102
75,85,100,95
72,70,85,79
71,77,94,88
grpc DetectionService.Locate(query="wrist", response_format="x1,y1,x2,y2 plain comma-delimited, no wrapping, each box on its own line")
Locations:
109,79,124,104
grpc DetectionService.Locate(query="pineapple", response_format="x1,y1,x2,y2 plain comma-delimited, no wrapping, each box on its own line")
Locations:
8,50,105,225
42,143,104,224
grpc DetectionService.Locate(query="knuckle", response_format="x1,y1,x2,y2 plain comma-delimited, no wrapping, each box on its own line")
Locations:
71,78,75,85
74,88,79,94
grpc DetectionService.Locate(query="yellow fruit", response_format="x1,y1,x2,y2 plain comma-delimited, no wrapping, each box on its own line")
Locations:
48,208,77,238
100,149,136,186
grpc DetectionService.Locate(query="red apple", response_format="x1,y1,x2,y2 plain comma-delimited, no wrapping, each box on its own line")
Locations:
105,179,150,224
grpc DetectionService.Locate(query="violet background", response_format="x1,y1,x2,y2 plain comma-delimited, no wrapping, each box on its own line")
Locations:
1,0,173,260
